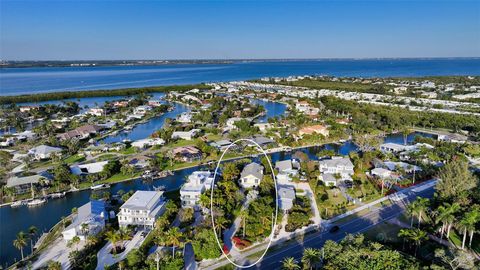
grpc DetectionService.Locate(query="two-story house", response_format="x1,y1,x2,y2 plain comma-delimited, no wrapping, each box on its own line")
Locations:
117,191,166,228
180,171,214,209
239,162,263,189
318,157,354,186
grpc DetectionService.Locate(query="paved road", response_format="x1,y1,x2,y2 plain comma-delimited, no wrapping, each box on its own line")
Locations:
202,184,435,270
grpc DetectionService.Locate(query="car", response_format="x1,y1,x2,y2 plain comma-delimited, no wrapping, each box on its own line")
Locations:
141,231,147,237
329,225,340,233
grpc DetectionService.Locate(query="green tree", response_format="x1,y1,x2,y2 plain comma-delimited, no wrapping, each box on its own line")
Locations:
28,226,38,253
282,257,301,270
436,160,478,201
301,248,321,270
13,231,28,260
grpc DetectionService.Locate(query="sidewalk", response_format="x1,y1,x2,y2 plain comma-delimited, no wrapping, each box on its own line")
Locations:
96,231,146,270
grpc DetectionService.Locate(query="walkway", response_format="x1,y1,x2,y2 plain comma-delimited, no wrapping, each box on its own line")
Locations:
32,238,85,270
96,231,146,270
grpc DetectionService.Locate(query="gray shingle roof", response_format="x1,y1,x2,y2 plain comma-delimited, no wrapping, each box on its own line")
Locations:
240,162,264,180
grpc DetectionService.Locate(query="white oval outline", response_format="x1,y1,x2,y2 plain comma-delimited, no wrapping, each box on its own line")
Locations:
210,138,278,268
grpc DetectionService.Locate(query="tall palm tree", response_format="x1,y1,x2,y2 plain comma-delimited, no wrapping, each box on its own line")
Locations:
162,227,183,259
105,230,121,253
407,201,419,227
80,223,89,237
398,228,412,250
301,248,321,270
239,209,248,238
13,231,28,260
409,228,428,256
458,209,479,249
28,226,38,253
282,257,301,270
414,197,430,228
444,202,461,239
68,236,81,251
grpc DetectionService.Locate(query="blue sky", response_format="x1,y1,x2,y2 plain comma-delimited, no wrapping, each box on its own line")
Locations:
1,0,479,60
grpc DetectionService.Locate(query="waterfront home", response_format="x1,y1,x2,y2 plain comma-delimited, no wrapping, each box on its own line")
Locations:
251,136,275,148
383,161,422,173
278,186,295,211
148,100,163,107
275,159,300,181
28,145,62,160
118,191,166,228
437,133,468,144
177,112,194,123
6,174,48,194
318,157,354,186
57,124,103,141
70,161,108,175
239,162,264,189
370,167,394,179
134,105,152,115
13,130,37,141
131,138,165,149
226,117,245,129
129,155,151,169
113,100,129,108
19,105,39,112
172,129,200,141
298,125,329,138
180,171,214,209
210,139,238,152
379,143,409,153
62,200,107,241
295,101,321,116
87,107,105,117
171,146,203,162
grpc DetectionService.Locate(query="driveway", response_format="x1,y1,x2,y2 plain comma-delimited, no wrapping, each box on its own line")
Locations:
32,237,85,270
96,231,146,270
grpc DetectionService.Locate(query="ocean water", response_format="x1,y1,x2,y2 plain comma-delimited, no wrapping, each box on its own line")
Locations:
1,59,479,96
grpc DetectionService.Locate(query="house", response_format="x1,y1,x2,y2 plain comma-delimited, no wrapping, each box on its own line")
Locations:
370,168,394,179
118,191,166,228
19,106,39,113
239,162,263,189
318,157,354,186
275,159,300,182
134,105,152,115
251,136,274,148
6,174,47,194
380,143,409,153
131,138,165,149
226,117,245,129
62,200,107,241
210,140,237,152
298,125,329,137
295,101,321,115
113,100,129,108
57,125,103,141
177,112,193,123
28,145,62,160
70,161,108,175
87,108,105,117
148,100,163,107
129,156,151,169
278,186,295,211
172,129,200,141
437,133,467,144
172,146,203,162
180,171,214,209
0,137,15,147
383,161,422,173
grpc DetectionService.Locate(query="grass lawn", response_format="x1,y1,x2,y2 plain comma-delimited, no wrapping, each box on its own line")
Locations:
119,147,136,155
96,154,118,161
102,172,141,183
64,154,86,164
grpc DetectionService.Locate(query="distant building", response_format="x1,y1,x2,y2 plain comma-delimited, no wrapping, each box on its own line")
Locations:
131,138,165,149
28,145,62,160
134,105,152,115
172,129,200,141
70,161,108,175
298,125,329,137
62,200,107,241
118,191,166,228
180,171,214,209
87,108,105,117
239,162,263,189
177,112,194,123
171,146,202,162
57,125,103,141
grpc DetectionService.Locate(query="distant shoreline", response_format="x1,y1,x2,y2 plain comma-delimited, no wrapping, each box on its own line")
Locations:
1,57,479,69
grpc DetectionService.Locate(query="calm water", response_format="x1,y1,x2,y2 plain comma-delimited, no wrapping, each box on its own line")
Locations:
1,59,480,96
0,130,431,266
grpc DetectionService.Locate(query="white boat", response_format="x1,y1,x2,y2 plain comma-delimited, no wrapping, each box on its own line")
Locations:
11,200,25,208
27,198,47,207
91,184,110,190
50,192,66,199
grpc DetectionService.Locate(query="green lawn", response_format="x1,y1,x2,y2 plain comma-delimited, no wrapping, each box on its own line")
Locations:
102,172,141,183
119,146,136,155
64,154,86,164
96,154,118,161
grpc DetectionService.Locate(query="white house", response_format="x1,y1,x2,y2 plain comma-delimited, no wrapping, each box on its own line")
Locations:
226,117,245,129
180,171,214,209
278,186,295,211
131,138,165,149
71,161,108,175
172,129,200,141
134,105,152,115
28,145,62,160
318,157,354,186
62,200,107,241
370,167,394,179
177,112,193,123
87,108,105,117
239,162,263,189
117,191,166,228
383,161,422,173
275,159,299,182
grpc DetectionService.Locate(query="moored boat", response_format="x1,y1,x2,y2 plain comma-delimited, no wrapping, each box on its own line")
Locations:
27,198,47,207
90,184,110,190
11,200,26,208
50,192,66,199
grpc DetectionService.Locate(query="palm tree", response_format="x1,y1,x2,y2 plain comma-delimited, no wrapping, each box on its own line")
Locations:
414,197,430,228
282,257,301,270
13,231,28,260
444,202,461,239
398,228,412,250
407,202,419,227
47,260,62,270
67,236,81,251
458,209,479,249
239,209,248,238
162,227,183,259
80,223,89,237
105,230,121,253
28,226,38,253
301,248,321,270
409,228,428,256
214,215,228,237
